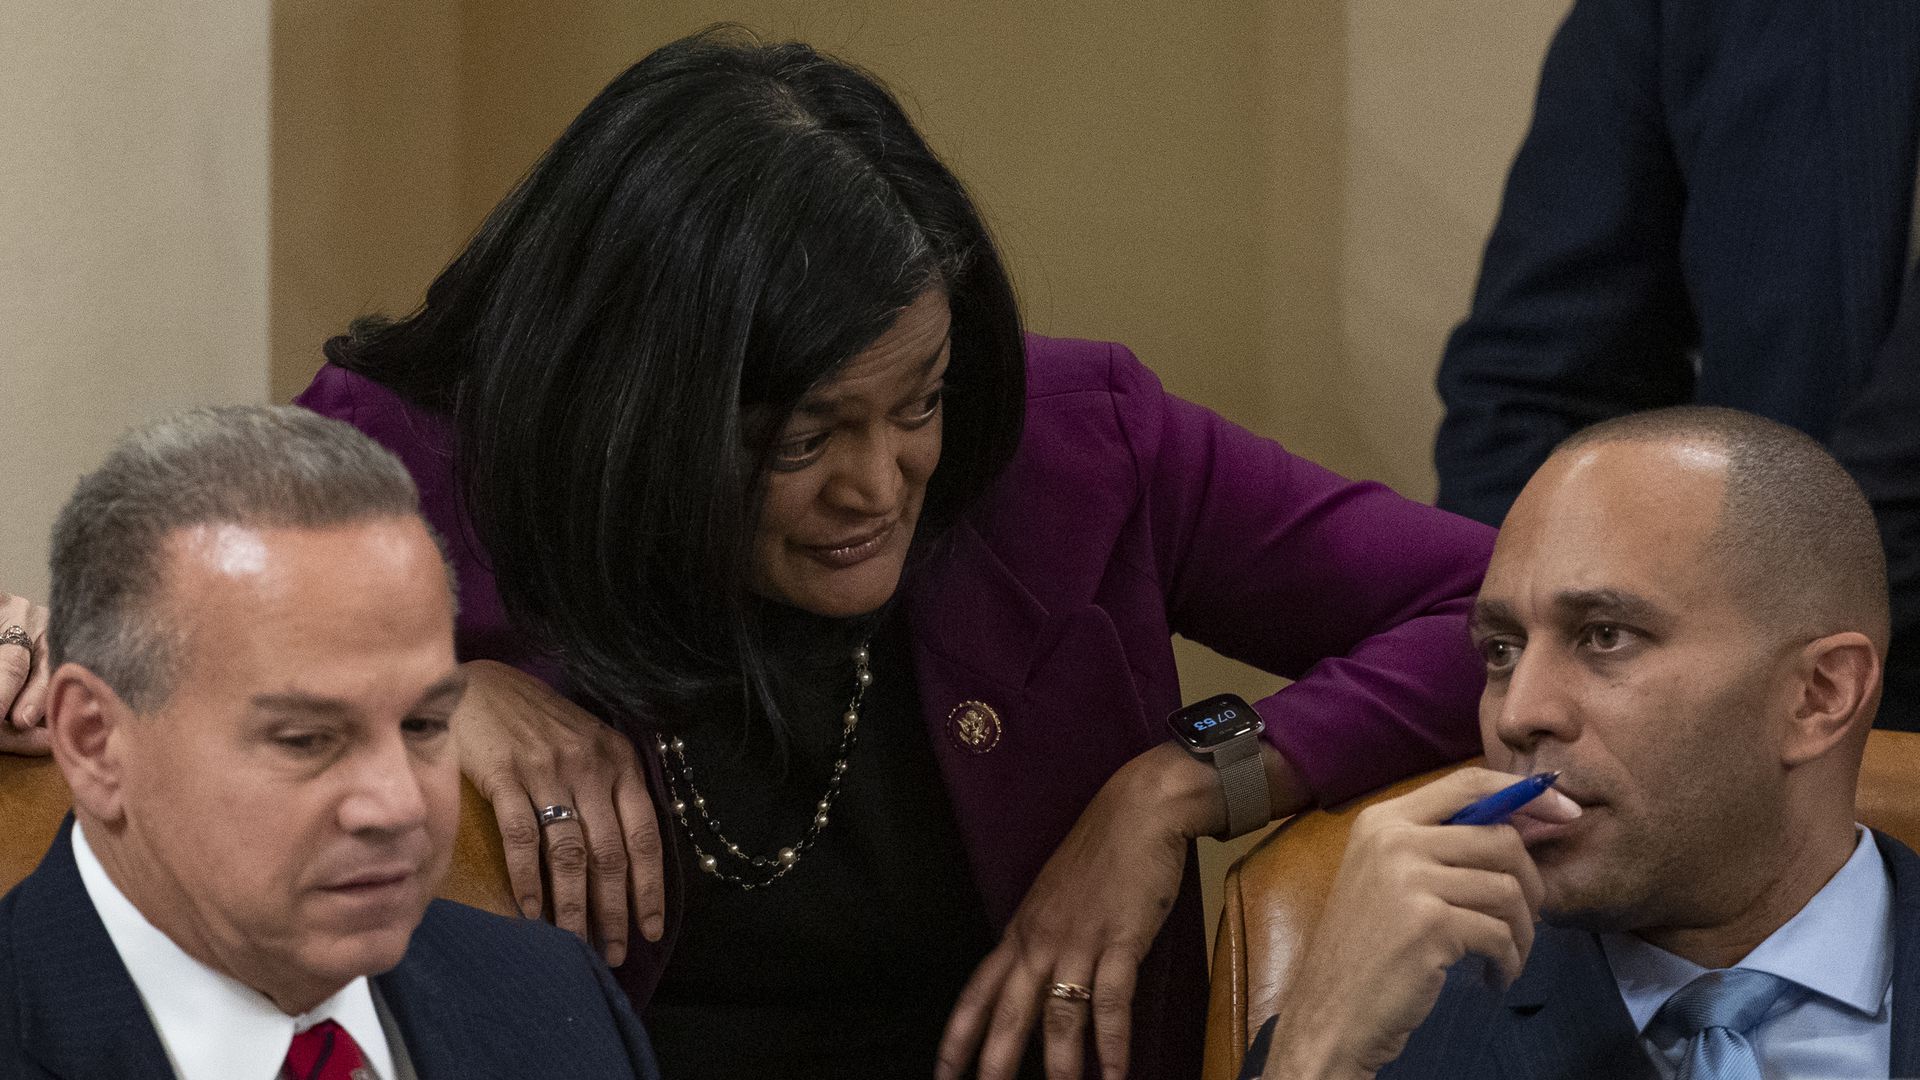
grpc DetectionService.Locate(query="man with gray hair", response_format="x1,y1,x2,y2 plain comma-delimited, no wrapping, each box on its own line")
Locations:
1250,406,1920,1078
0,406,660,1079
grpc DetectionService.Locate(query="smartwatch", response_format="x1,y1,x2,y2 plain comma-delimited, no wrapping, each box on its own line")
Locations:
1165,693,1271,840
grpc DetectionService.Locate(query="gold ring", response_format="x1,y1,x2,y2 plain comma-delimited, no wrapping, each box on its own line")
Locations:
1046,981,1092,1002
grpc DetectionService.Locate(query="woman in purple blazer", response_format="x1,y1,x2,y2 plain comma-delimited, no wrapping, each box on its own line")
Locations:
298,29,1492,1080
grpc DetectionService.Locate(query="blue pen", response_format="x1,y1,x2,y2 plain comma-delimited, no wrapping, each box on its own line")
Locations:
1443,771,1561,826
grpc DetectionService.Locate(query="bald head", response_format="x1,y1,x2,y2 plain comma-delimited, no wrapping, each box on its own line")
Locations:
1549,407,1888,653
1475,408,1886,944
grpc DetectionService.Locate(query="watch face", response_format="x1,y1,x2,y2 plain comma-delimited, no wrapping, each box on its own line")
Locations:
1169,693,1261,750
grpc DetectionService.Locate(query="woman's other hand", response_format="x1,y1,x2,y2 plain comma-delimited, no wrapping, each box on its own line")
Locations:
938,741,1294,1080
456,659,665,964
0,593,51,756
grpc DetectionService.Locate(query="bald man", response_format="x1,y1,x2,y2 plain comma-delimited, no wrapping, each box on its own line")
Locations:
1247,406,1920,1079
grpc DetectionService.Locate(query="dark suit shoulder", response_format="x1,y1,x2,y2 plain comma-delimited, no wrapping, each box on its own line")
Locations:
378,900,659,1079
1875,829,1920,887
0,824,177,1079
1881,830,1920,1075
1375,956,1506,1079
400,899,615,998
413,896,577,947
1380,926,1653,1080
0,891,55,1080
0,877,18,970
0,886,26,1074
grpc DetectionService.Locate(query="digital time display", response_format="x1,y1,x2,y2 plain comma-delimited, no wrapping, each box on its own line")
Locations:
1168,693,1261,750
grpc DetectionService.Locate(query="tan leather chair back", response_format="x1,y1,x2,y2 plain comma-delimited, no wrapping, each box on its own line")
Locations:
0,754,518,916
1202,729,1920,1080
1856,728,1920,845
0,754,71,893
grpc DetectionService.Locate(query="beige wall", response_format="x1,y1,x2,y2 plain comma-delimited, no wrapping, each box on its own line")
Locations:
2,0,270,600
269,4,1572,494
1200,0,1573,900
269,0,465,405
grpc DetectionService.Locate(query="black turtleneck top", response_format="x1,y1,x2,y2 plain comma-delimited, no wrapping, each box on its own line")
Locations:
642,606,1041,1078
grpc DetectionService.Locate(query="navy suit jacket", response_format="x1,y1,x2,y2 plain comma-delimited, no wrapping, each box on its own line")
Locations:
0,819,661,1079
1433,0,1920,728
1372,830,1920,1078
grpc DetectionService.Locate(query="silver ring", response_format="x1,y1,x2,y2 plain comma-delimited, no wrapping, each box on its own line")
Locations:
537,804,579,827
1046,981,1092,1003
0,626,30,652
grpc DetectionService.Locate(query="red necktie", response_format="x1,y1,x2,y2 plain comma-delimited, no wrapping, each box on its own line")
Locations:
281,1019,370,1080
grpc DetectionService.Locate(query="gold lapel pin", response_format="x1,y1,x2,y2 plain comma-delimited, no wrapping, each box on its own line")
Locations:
947,700,1003,754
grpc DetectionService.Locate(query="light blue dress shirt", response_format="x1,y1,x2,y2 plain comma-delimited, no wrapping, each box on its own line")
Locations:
1601,827,1893,1080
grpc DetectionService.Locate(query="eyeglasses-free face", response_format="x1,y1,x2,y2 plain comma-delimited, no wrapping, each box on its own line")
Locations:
749,288,951,620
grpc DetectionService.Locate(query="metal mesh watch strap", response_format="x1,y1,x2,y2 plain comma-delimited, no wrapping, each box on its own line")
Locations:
1214,736,1271,840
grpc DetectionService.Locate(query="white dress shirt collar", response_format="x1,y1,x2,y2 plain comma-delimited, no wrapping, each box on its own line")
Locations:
72,820,399,1080
1603,825,1893,1035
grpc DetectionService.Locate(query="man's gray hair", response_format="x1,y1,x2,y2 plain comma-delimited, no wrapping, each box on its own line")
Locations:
49,405,425,710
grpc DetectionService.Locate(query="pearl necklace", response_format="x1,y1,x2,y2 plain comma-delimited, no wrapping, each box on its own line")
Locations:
655,641,871,890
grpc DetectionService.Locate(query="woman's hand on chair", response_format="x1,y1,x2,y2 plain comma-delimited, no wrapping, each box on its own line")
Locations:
455,659,665,965
937,740,1245,1080
0,593,51,756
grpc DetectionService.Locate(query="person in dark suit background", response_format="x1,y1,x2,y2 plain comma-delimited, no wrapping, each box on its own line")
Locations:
1248,407,1917,1078
1433,0,1920,730
0,406,659,1079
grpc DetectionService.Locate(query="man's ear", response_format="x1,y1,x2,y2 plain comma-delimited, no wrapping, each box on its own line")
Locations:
1780,631,1880,767
47,664,138,825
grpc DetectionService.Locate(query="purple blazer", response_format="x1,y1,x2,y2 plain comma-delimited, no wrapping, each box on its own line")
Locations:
298,334,1492,1078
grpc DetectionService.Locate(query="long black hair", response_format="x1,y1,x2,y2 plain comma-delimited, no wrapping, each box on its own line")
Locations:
326,28,1026,734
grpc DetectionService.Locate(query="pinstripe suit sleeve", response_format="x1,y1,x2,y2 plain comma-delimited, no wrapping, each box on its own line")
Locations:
1434,0,1697,527
1831,345,1920,727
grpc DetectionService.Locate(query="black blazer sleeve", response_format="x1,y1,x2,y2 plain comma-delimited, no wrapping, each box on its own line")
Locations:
1434,0,1697,526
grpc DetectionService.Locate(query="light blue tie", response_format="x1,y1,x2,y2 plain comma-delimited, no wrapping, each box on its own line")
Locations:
1655,969,1794,1080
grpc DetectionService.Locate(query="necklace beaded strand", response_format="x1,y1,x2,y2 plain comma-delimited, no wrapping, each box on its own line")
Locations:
656,640,872,890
